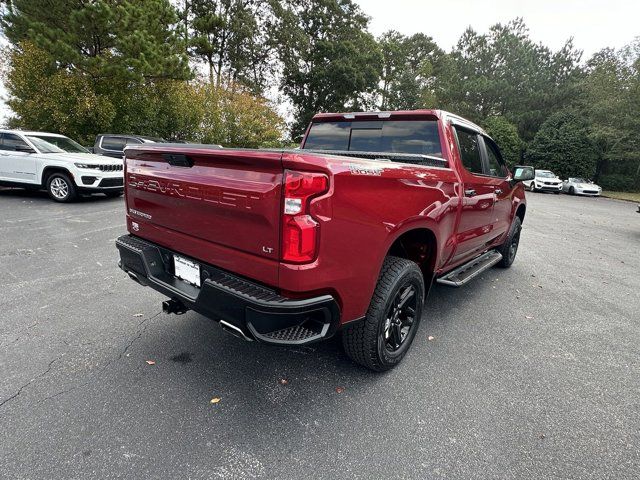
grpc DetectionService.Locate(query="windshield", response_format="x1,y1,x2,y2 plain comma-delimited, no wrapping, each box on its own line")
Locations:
572,178,589,183
26,136,65,154
536,171,556,178
29,135,89,153
303,120,442,156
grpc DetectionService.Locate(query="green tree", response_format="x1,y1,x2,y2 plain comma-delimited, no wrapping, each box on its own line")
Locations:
272,0,382,139
4,42,116,144
483,116,522,167
1,1,192,142
378,31,443,110
436,19,583,142
187,0,276,91
196,82,285,147
578,42,640,188
1,0,190,82
526,111,597,179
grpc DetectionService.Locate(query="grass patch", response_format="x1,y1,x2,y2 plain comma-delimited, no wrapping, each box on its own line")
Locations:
602,191,640,202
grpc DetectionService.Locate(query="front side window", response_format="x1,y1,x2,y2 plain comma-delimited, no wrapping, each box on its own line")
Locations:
455,128,483,175
484,138,508,178
1,133,31,152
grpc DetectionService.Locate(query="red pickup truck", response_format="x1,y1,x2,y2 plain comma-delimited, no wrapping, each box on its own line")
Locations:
116,110,534,371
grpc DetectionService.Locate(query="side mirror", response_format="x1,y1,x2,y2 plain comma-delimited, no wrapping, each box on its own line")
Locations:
15,145,36,154
513,165,535,182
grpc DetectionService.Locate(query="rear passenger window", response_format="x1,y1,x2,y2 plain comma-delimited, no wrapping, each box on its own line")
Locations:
101,137,126,151
0,133,30,151
455,128,483,175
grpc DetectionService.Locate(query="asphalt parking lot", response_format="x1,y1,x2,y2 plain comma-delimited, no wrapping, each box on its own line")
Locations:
0,188,638,479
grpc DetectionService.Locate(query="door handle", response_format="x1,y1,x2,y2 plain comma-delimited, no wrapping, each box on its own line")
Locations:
495,189,502,195
464,189,476,197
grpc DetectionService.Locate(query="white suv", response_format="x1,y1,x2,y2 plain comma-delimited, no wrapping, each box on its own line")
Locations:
523,169,563,194
0,130,124,202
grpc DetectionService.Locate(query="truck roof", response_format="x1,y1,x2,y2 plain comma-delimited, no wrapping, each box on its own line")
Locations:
311,110,487,135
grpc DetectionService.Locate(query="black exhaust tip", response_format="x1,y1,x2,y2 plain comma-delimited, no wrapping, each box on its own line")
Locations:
162,299,188,315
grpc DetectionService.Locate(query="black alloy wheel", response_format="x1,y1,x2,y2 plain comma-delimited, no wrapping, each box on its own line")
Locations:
381,284,418,352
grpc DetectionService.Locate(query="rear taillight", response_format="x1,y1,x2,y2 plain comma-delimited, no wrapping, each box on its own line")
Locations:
281,170,329,263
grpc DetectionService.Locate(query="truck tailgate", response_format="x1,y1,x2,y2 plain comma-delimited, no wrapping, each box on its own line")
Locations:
124,147,284,282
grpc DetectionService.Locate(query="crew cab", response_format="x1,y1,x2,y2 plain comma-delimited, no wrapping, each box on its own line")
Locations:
523,169,563,193
116,110,534,371
0,130,124,202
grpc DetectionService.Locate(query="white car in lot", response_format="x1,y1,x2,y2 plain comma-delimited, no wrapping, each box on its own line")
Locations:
0,130,124,202
523,169,563,194
562,177,602,196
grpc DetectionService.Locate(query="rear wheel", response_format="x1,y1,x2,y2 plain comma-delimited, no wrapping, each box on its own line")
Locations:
497,216,522,268
342,256,425,371
569,186,575,195
46,172,77,202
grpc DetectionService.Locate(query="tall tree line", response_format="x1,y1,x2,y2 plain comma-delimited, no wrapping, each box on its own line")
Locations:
1,1,638,190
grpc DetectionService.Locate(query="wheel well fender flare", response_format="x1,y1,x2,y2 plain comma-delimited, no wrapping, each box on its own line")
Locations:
377,218,441,286
41,166,74,187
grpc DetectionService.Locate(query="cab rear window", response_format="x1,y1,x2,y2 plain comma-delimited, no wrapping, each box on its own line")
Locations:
303,120,442,157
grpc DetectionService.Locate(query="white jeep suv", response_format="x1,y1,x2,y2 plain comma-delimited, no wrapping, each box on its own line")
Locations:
0,130,124,202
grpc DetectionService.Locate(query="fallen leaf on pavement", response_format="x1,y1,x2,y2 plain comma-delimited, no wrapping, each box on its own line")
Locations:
145,360,156,365
335,387,344,394
210,397,221,404
525,316,534,319
428,336,435,341
279,379,289,385
133,313,143,317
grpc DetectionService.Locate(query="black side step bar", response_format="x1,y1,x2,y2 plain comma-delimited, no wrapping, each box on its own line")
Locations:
436,250,503,287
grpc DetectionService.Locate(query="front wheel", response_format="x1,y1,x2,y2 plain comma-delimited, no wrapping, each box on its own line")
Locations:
342,256,425,371
569,186,575,195
497,216,522,268
46,173,77,202
529,182,536,192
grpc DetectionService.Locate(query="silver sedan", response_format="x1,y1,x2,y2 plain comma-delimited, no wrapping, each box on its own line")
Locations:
562,177,602,196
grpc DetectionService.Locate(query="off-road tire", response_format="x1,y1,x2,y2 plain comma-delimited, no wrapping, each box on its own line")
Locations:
46,172,77,202
342,256,425,371
497,216,522,268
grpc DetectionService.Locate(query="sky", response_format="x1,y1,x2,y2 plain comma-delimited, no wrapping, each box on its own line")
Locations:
354,0,639,56
1,0,639,125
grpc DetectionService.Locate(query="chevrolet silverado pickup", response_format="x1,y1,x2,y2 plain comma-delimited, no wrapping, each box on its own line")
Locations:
116,110,534,371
